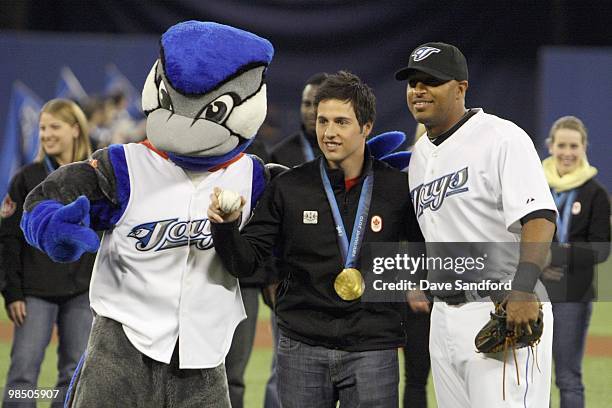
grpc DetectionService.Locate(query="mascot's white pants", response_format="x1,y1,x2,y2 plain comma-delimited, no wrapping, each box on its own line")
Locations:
429,300,553,408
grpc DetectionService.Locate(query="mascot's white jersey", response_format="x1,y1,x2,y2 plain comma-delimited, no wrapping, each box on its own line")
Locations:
90,143,253,368
409,109,556,243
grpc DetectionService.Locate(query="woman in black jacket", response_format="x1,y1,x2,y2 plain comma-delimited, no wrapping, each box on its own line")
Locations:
542,116,611,408
1,99,96,407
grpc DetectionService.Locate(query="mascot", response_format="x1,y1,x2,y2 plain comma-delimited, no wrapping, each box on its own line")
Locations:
21,21,273,407
20,20,409,408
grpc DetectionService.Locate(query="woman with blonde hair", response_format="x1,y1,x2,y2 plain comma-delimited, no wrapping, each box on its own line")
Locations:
1,99,96,407
542,115,610,408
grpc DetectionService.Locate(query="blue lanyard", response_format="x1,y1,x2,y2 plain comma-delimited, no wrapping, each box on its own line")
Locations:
319,159,373,268
43,156,57,175
300,132,315,162
552,189,578,244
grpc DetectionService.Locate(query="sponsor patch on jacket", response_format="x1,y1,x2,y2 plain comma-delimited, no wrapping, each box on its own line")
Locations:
571,201,581,215
303,211,318,224
0,194,16,219
371,215,382,232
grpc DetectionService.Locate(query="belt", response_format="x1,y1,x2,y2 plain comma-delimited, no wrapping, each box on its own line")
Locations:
437,289,492,305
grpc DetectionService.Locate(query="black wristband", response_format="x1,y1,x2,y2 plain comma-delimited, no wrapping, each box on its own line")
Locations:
511,261,541,293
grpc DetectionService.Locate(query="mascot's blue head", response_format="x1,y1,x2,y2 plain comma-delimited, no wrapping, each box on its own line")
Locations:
141,21,274,170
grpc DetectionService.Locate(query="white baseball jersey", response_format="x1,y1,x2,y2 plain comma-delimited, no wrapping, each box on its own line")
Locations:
90,143,254,369
409,109,556,242
409,109,556,407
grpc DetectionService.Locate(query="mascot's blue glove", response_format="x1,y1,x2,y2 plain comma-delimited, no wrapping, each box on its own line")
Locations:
20,196,100,263
367,131,412,170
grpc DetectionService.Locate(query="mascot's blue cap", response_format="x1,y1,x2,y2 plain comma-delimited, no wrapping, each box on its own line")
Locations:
161,20,274,95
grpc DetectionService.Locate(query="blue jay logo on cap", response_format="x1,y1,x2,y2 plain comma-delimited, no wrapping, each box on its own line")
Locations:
412,46,441,62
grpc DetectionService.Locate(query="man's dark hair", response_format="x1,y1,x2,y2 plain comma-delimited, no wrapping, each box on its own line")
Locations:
304,72,328,87
314,70,376,127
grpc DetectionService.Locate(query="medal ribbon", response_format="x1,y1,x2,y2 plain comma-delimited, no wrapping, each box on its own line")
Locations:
300,132,315,162
319,159,373,268
552,189,577,244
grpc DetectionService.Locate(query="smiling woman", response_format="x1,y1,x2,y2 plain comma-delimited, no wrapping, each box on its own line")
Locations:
0,98,95,406
36,99,92,165
542,115,611,408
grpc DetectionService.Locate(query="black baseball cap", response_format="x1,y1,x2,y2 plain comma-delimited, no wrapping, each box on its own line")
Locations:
395,42,468,82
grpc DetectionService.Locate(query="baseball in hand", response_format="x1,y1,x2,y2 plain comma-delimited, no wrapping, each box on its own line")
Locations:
217,190,243,214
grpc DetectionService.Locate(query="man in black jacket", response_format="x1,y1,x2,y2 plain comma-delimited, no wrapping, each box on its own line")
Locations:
209,71,423,407
269,72,327,167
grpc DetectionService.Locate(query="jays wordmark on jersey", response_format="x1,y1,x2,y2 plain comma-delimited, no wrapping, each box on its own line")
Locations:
128,217,214,251
409,109,556,243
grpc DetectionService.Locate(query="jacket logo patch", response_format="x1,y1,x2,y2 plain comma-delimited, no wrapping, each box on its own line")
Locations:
371,215,382,232
0,194,16,219
571,201,581,215
303,211,318,224
127,218,213,251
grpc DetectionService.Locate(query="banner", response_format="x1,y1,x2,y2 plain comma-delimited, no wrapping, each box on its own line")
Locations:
55,66,88,102
0,81,43,199
104,64,143,119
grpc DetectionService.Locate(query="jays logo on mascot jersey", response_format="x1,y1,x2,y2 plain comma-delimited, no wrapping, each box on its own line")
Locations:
411,167,469,217
128,218,213,251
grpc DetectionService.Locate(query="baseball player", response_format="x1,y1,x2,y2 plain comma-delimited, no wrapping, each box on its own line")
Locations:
395,42,557,407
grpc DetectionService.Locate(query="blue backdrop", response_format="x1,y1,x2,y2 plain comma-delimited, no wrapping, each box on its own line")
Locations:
539,47,612,192
1,10,611,195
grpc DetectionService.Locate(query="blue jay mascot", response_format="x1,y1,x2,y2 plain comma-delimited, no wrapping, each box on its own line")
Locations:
21,21,274,407
20,20,410,408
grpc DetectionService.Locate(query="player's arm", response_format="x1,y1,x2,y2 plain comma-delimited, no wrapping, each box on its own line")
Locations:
496,129,557,330
505,213,556,331
21,145,130,262
209,177,283,278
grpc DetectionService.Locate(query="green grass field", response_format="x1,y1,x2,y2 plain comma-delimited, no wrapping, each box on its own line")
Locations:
0,338,610,407
0,301,610,407
1,256,610,407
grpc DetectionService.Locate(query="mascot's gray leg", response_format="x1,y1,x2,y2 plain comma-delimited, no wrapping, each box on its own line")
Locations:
66,315,231,407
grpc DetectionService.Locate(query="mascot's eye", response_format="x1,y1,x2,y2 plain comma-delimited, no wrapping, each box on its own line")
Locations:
201,94,234,124
158,81,174,111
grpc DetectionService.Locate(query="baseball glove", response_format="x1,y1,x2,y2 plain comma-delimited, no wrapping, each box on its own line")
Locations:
475,302,543,353
474,302,544,399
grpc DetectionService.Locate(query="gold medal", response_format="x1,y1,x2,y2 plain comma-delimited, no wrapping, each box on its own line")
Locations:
334,268,365,301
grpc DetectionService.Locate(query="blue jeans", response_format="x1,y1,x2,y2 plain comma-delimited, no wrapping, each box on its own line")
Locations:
2,293,92,408
551,302,592,408
277,331,399,408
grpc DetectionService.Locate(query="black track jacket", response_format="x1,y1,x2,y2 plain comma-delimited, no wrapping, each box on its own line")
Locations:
212,152,423,351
